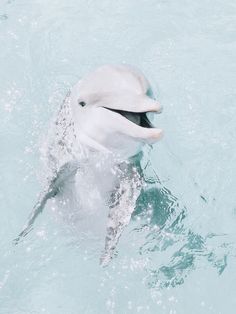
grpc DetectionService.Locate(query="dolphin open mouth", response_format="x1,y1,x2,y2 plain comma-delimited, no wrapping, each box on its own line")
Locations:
103,107,154,128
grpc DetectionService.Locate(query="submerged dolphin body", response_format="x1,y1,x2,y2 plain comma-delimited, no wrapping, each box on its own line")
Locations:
15,65,163,265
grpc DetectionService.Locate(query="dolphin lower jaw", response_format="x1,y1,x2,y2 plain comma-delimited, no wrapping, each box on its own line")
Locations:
101,106,163,143
74,105,162,157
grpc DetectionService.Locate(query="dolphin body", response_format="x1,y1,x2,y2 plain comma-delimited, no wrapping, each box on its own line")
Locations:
15,65,163,265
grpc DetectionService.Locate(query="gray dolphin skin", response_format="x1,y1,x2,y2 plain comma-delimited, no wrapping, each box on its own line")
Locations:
14,65,163,265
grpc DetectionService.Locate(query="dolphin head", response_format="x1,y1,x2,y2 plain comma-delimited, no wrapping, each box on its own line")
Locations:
70,65,163,158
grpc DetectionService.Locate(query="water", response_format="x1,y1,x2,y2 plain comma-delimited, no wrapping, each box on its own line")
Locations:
0,0,236,313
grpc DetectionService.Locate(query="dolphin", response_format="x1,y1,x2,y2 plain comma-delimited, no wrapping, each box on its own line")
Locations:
14,64,163,265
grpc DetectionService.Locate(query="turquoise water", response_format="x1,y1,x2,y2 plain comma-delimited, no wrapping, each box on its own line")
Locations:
0,0,236,313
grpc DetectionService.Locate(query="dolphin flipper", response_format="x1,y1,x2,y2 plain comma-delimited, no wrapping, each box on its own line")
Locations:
100,162,142,266
14,161,79,245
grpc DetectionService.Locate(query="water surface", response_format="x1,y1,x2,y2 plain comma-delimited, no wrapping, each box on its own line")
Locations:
0,0,236,313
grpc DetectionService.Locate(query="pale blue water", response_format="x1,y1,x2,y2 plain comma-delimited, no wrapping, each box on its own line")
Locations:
0,0,236,313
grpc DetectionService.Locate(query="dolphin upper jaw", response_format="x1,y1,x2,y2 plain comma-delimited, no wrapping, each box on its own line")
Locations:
78,92,162,113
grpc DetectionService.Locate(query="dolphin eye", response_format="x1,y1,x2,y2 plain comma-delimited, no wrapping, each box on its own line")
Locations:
78,100,86,107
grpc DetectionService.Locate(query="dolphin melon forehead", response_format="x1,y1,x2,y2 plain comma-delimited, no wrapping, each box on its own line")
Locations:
77,65,150,95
